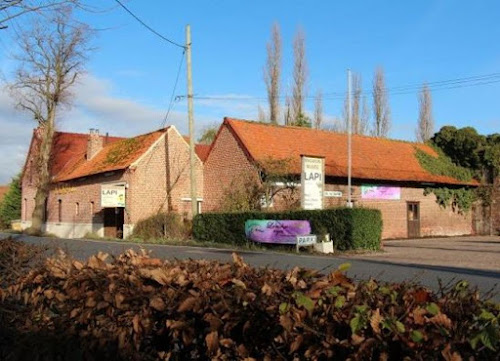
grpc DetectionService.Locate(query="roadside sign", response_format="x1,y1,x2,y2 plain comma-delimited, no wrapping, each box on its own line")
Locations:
324,190,342,198
296,235,317,252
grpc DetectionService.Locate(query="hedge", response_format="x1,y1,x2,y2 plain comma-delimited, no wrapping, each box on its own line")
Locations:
193,207,382,250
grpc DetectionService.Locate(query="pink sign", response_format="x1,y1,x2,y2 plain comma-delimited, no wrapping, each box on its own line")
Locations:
245,220,311,244
361,185,401,200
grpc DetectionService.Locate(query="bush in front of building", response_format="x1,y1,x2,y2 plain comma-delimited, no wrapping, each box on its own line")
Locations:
193,207,382,251
0,175,22,229
131,212,191,241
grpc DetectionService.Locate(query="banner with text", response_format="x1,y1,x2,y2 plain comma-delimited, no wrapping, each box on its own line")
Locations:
101,185,126,208
361,185,401,200
301,156,325,210
245,220,311,244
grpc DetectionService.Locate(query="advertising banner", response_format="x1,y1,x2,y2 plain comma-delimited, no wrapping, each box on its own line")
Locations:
361,185,401,200
301,156,325,210
245,220,311,244
101,185,126,208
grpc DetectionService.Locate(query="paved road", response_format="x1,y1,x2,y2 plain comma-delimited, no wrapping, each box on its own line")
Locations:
360,236,500,272
1,233,499,301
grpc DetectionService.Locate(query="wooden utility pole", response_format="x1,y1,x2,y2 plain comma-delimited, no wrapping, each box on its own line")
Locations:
347,69,353,208
186,25,197,217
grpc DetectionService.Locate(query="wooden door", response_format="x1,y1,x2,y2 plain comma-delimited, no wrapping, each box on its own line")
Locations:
407,202,420,238
103,208,124,238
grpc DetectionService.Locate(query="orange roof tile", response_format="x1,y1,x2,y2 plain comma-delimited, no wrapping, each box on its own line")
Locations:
182,135,212,162
223,118,476,186
55,128,168,182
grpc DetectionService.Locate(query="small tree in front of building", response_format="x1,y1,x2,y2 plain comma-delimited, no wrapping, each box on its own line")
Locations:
0,174,22,229
221,158,300,212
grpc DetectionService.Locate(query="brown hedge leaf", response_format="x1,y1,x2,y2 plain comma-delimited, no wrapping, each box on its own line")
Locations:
370,308,383,334
205,331,219,355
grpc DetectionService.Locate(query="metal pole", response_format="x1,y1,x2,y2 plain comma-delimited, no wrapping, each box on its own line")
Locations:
186,25,197,217
347,69,352,208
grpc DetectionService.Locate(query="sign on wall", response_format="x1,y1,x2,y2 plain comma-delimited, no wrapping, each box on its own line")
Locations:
324,190,342,198
101,185,126,208
301,156,325,210
245,220,311,244
361,185,401,200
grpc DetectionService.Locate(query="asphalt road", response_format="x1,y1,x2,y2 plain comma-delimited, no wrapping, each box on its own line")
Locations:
2,233,499,301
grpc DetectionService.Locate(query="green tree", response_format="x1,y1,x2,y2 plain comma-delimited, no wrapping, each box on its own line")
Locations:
198,125,218,144
0,174,22,228
431,126,486,170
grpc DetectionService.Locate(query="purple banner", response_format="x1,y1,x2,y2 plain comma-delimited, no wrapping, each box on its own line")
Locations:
245,220,311,244
361,185,401,200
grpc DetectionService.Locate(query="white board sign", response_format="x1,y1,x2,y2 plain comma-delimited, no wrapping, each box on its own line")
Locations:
324,191,343,198
301,156,325,210
101,185,126,208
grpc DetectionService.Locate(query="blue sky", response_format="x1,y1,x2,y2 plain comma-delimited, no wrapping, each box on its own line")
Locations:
0,0,499,183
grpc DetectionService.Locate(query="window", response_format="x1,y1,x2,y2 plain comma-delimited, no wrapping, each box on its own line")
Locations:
23,198,27,221
90,201,94,215
75,202,80,216
58,200,62,223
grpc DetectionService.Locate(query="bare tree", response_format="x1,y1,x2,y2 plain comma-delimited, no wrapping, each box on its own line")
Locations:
314,89,323,129
283,94,292,125
0,0,84,29
360,95,369,135
8,8,91,234
416,83,434,142
263,23,281,124
372,66,391,137
257,105,266,122
291,27,308,125
343,73,366,134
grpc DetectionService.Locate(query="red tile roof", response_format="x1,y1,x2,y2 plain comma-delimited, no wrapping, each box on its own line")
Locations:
0,186,8,203
55,129,168,182
223,118,476,186
182,135,212,162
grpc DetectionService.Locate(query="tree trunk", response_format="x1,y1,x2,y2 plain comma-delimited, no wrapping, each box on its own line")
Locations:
29,112,55,235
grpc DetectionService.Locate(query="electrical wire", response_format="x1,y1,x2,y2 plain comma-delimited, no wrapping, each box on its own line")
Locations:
160,49,185,128
113,0,186,49
189,72,500,102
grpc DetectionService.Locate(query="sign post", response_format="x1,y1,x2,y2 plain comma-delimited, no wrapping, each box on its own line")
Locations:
301,155,325,210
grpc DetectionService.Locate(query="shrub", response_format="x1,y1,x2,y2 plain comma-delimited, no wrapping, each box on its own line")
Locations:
0,174,22,229
0,249,498,360
193,207,382,250
132,212,190,241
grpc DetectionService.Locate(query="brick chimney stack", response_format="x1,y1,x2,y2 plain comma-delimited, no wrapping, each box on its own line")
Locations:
87,128,103,160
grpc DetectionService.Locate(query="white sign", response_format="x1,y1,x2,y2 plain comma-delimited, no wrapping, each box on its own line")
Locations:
101,185,126,208
324,191,343,198
301,156,325,210
296,235,317,253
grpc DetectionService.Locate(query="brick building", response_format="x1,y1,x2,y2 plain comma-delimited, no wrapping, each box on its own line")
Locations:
204,118,479,239
21,126,207,238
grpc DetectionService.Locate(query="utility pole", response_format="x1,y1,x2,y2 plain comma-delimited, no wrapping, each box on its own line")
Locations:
186,25,197,217
347,69,353,208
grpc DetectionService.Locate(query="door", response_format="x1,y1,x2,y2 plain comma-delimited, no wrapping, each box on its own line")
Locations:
103,208,124,238
407,202,420,238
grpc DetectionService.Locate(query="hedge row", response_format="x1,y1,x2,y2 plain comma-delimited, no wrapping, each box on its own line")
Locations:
1,244,498,360
193,207,382,250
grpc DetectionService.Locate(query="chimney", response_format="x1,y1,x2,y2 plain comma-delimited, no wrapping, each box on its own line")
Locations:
87,128,103,160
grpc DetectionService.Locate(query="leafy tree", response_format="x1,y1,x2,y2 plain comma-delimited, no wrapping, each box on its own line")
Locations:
197,125,218,144
431,126,485,170
0,174,21,228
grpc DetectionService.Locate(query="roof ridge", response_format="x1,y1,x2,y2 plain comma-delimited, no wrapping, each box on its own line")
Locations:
224,117,429,147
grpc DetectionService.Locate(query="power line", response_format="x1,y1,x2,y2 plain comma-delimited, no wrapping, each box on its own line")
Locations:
188,72,500,102
160,49,185,128
113,0,186,49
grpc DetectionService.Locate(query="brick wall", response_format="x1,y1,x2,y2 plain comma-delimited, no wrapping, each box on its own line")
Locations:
203,125,473,239
203,125,258,212
492,177,500,234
